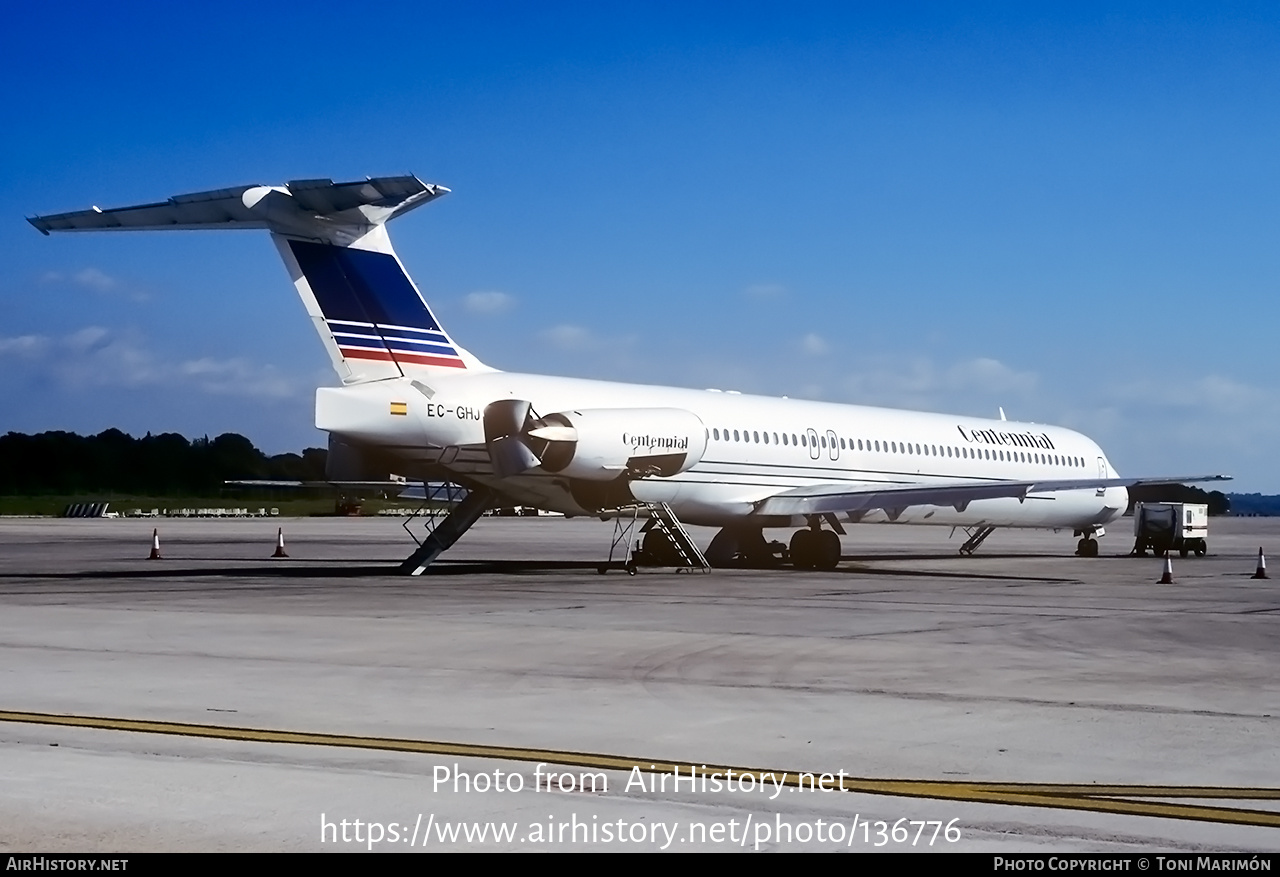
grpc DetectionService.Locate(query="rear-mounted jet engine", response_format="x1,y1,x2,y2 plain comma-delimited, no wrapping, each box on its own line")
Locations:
483,401,707,481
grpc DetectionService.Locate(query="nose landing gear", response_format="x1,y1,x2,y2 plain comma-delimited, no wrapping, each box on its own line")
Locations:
1074,526,1104,557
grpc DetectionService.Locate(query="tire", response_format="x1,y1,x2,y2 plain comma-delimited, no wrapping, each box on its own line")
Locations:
815,530,841,570
790,529,816,570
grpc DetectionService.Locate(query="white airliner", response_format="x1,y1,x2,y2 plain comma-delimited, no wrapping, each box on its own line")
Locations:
29,176,1229,573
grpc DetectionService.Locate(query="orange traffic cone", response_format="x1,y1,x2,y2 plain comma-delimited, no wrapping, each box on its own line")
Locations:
272,528,288,558
1252,547,1268,580
1158,556,1173,584
148,528,162,560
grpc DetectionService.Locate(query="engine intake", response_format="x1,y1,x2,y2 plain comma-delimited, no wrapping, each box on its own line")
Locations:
482,401,707,481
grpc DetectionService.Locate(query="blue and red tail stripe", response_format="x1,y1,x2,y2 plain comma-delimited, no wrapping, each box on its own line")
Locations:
290,239,467,369
328,320,465,367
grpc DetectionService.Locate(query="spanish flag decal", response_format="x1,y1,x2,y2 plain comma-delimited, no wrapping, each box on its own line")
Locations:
390,401,408,416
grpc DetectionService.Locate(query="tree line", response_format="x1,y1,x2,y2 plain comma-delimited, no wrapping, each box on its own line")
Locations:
0,430,326,496
1127,483,1230,516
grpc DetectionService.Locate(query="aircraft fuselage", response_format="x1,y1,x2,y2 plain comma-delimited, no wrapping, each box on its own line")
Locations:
317,371,1126,530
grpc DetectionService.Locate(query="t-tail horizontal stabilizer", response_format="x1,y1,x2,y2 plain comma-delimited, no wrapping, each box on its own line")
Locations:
27,176,448,236
29,177,493,383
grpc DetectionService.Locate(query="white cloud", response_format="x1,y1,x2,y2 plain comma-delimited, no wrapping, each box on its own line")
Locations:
39,268,117,291
540,324,596,350
52,327,163,388
73,268,117,292
64,326,110,351
0,334,49,357
943,357,1039,395
1,325,300,399
744,283,787,299
800,333,828,355
838,355,1040,416
1105,374,1271,417
463,290,515,315
179,357,297,398
37,267,148,301
1074,373,1280,463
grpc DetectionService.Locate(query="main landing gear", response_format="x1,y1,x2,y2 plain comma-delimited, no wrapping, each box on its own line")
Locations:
705,519,842,571
789,526,842,571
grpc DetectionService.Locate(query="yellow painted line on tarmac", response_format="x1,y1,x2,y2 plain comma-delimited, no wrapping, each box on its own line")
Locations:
2,709,1277,828
958,782,1280,799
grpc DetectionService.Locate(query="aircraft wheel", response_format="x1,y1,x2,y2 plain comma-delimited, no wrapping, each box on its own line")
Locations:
1076,537,1089,556
815,530,841,570
1083,538,1099,557
790,530,816,569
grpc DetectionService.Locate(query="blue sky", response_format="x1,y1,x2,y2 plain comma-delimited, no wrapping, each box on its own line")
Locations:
2,3,1278,490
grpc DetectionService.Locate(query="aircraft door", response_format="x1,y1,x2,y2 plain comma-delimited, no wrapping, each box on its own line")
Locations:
806,428,820,460
1097,457,1107,496
826,429,839,461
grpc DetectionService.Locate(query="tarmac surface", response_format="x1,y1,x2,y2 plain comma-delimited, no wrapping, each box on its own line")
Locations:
0,514,1277,852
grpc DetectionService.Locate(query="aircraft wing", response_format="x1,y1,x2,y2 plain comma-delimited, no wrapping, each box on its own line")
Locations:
223,480,414,489
224,480,463,502
752,475,1232,517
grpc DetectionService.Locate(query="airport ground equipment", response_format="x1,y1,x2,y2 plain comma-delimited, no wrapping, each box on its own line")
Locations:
1253,547,1269,579
957,524,997,555
1131,502,1208,557
600,502,710,575
398,484,494,575
62,502,109,518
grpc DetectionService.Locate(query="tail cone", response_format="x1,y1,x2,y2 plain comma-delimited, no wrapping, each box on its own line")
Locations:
1158,556,1173,584
148,528,161,560
1253,547,1268,580
272,528,288,558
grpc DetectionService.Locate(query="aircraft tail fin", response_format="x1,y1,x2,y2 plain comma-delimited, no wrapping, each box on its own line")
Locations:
29,176,493,383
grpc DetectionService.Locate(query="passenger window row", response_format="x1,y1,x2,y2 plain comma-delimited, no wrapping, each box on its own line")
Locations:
708,427,1084,468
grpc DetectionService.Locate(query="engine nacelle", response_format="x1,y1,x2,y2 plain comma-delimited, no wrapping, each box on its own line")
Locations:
535,408,707,481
